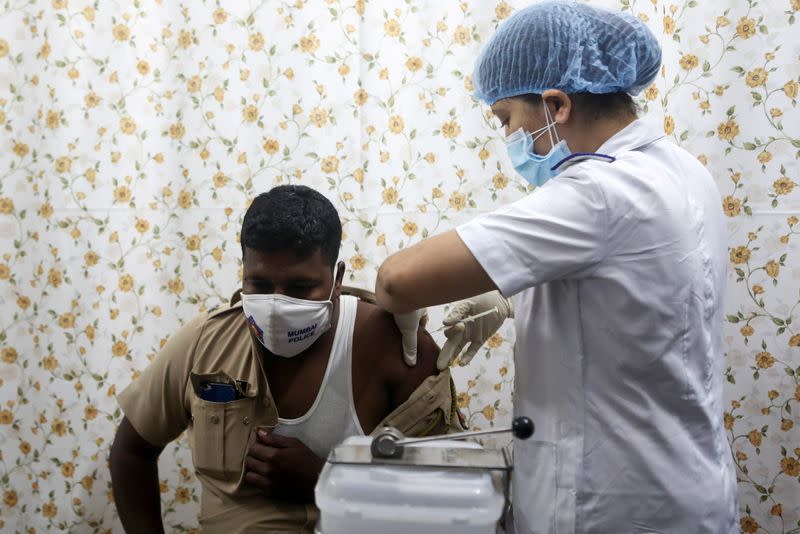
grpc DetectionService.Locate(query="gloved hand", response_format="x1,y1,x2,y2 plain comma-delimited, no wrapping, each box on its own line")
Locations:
437,291,513,370
393,308,429,366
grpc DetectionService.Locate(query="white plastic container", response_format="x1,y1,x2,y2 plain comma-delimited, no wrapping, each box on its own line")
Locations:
315,436,505,534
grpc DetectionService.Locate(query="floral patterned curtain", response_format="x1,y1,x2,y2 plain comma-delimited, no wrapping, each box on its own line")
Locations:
0,0,797,531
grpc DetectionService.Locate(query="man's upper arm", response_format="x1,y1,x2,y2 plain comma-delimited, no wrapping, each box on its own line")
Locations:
116,314,206,447
374,324,464,436
112,416,164,459
386,327,440,409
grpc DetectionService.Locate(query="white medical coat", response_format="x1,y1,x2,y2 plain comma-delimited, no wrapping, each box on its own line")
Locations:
457,119,737,533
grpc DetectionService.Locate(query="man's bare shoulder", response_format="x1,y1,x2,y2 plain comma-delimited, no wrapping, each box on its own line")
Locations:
352,300,439,392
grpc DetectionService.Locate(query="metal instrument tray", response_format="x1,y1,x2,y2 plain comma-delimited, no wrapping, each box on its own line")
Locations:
328,443,512,471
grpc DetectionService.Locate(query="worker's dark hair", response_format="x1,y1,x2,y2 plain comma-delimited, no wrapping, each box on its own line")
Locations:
519,92,638,120
241,185,341,267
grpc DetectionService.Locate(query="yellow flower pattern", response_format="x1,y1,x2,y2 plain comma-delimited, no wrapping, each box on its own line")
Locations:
0,0,798,531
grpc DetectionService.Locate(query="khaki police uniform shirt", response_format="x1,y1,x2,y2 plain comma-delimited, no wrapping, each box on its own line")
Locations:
117,298,463,534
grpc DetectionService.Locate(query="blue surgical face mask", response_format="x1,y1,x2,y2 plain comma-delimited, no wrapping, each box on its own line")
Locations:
505,102,571,187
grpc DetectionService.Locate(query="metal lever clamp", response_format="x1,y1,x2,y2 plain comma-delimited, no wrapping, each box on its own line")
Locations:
370,416,534,460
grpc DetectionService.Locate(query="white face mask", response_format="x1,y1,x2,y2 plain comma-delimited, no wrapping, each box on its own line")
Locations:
242,265,339,358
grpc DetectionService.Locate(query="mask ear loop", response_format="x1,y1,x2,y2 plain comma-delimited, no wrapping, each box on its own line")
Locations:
543,101,560,147
529,123,552,147
327,262,340,302
516,124,549,143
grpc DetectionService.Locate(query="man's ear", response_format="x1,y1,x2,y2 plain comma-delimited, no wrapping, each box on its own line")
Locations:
333,260,346,299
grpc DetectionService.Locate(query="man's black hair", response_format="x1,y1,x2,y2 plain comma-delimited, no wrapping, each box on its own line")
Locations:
241,185,341,266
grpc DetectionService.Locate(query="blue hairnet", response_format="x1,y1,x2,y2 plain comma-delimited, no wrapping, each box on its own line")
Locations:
473,0,662,104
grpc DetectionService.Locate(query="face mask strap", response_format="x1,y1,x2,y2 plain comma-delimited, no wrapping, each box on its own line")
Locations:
543,102,560,146
507,126,542,149
327,262,340,301
507,99,562,155
531,127,549,146
529,102,560,151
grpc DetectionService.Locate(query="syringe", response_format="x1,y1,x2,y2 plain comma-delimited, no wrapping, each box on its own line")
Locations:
431,306,499,333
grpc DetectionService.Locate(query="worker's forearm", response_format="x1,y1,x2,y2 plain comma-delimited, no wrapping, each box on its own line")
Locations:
376,230,498,313
375,264,420,314
110,449,165,534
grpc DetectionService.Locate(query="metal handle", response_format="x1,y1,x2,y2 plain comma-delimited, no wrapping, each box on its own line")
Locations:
397,416,534,445
371,416,534,459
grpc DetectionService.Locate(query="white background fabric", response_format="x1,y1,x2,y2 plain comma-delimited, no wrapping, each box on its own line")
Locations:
0,0,798,531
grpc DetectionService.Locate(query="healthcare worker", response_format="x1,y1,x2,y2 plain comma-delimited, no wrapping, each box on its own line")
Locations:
377,1,738,533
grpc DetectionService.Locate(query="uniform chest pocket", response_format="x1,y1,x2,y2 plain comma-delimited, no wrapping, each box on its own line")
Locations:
189,375,257,482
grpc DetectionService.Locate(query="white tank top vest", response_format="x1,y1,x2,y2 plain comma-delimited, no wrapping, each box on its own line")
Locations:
271,295,364,458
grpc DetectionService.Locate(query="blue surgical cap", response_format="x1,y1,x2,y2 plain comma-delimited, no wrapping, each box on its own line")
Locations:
473,0,662,104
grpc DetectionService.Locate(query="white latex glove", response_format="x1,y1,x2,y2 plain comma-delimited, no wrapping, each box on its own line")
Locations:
437,291,513,370
393,308,429,366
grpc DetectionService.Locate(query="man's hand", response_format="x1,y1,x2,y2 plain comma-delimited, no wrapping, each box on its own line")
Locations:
393,308,428,366
438,291,513,370
244,431,325,502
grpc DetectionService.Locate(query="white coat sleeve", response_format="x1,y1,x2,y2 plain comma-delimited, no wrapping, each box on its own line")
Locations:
457,172,608,297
